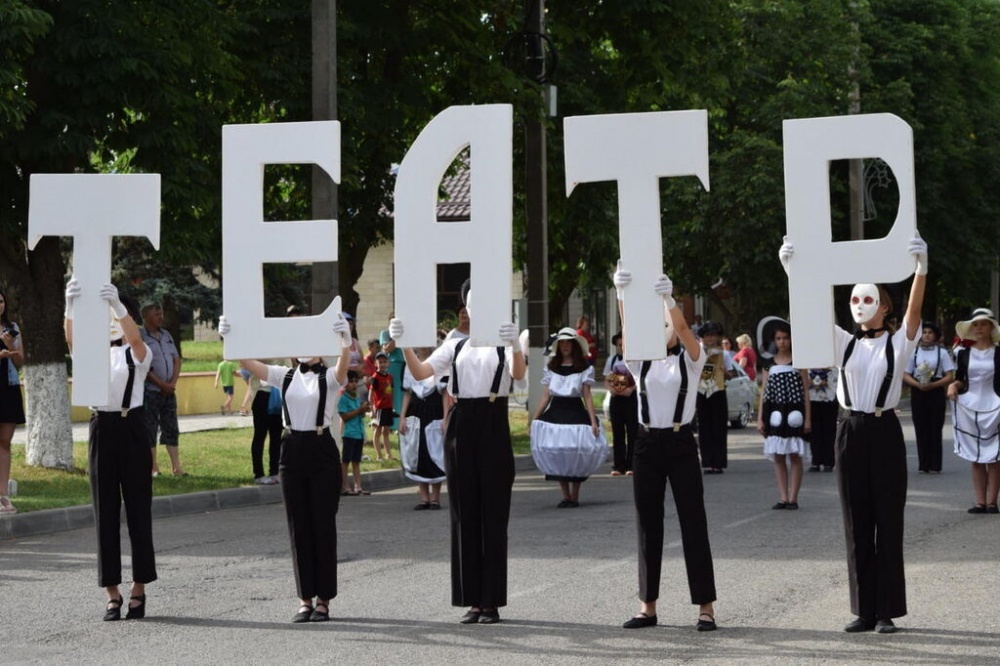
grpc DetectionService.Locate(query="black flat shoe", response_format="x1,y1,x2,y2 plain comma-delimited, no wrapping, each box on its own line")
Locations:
968,504,988,514
478,608,500,624
772,501,788,510
125,594,146,620
429,502,441,510
557,499,572,508
808,465,821,472
875,619,898,634
414,501,430,510
623,613,657,629
310,601,330,622
844,616,876,632
459,610,481,624
786,502,799,510
103,596,123,622
696,612,717,632
292,603,314,623
987,504,999,514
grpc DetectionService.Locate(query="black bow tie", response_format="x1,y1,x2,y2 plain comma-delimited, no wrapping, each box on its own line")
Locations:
855,327,887,339
300,362,326,374
667,343,683,356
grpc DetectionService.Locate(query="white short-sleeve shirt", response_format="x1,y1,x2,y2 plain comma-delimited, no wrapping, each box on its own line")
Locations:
835,326,918,412
426,338,515,399
96,343,153,412
266,364,344,430
627,347,706,428
541,365,594,398
904,345,955,384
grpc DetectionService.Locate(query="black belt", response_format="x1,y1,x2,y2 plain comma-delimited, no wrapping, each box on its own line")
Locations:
289,426,331,436
639,423,692,433
848,409,895,418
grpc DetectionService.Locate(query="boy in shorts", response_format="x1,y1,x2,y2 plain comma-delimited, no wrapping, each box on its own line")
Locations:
369,352,395,461
215,358,238,415
339,370,370,495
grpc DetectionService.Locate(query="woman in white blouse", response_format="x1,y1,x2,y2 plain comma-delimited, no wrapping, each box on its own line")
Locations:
219,314,352,623
390,281,525,625
902,321,954,474
779,233,927,635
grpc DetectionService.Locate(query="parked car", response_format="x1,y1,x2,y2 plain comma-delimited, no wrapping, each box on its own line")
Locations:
726,363,758,428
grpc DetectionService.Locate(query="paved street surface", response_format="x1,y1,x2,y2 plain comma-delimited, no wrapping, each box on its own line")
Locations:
2,412,998,665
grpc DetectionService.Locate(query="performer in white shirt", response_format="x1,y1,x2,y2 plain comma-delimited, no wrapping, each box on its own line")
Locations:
612,266,718,633
65,279,156,622
902,321,954,474
389,280,525,625
219,314,352,623
779,233,927,634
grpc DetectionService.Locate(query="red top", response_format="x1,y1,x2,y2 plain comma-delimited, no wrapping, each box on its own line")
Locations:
733,347,757,381
577,328,597,366
369,372,394,409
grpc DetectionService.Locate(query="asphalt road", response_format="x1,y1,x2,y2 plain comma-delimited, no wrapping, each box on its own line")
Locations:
1,412,998,665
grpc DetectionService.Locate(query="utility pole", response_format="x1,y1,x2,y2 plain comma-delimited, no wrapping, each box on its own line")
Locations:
311,0,338,313
525,0,549,418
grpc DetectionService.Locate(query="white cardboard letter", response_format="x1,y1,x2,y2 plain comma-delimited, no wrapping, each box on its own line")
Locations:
28,174,161,406
564,111,709,360
221,122,345,360
393,105,513,347
783,114,916,368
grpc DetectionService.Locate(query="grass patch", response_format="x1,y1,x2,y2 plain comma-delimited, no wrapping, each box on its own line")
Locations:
179,340,225,372
7,410,532,514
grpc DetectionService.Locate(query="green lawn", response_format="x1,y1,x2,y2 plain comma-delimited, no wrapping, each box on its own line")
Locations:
7,411,532,513
179,340,225,372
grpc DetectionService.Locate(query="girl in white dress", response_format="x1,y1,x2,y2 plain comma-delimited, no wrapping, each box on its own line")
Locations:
757,319,811,510
948,308,1000,514
530,328,605,507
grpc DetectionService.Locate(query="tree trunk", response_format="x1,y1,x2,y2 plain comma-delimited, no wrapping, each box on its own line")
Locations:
23,363,74,469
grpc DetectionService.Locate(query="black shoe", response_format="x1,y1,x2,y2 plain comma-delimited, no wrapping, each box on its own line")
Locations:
429,502,442,510
310,601,330,622
478,609,500,624
844,616,876,632
968,504,988,514
623,613,657,629
808,465,821,472
772,501,788,510
786,502,799,510
557,499,572,508
696,612,717,632
567,500,580,508
292,604,314,623
459,610,481,624
823,466,834,472
987,505,999,514
876,619,898,634
103,596,123,622
125,594,146,620
414,502,431,510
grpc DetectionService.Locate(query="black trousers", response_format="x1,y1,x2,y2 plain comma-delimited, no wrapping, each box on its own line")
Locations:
279,428,342,600
446,397,515,608
251,390,282,479
808,401,838,468
835,411,907,620
911,387,946,472
609,393,638,472
696,391,728,469
632,426,717,604
89,408,157,587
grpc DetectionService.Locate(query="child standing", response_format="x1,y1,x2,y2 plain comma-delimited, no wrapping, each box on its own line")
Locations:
215,359,239,415
369,352,395,461
339,370,371,495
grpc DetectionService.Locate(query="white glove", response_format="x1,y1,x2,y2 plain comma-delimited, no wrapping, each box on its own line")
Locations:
612,259,632,300
64,278,81,319
388,318,405,341
100,283,128,320
217,316,231,336
333,314,352,348
778,236,794,276
499,322,519,345
908,231,928,276
653,274,676,309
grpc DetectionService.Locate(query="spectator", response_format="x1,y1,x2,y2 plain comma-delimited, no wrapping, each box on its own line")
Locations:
215,358,238,415
805,367,839,472
575,315,598,367
903,321,954,474
696,321,734,474
733,334,757,382
0,290,25,514
378,316,406,430
65,279,156,621
369,352,395,461
604,331,637,476
445,306,470,341
140,303,184,477
362,339,379,381
399,348,447,509
246,369,281,485
338,370,370,496
948,308,1000,513
343,314,365,375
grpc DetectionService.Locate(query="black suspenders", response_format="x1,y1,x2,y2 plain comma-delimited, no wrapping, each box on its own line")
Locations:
639,353,688,431
842,333,895,416
121,348,136,416
282,367,328,434
450,338,506,402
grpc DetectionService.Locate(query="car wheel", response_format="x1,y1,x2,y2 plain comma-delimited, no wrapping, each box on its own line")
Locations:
730,403,751,429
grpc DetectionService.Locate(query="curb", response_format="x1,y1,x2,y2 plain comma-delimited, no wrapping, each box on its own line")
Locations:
0,454,541,541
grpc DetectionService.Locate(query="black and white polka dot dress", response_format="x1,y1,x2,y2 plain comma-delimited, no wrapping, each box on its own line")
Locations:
762,363,808,458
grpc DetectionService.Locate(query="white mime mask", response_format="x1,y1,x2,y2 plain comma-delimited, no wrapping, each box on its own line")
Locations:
850,284,880,324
